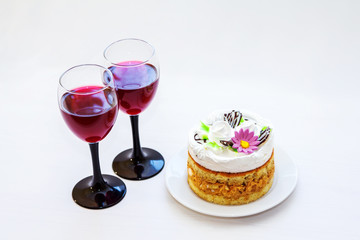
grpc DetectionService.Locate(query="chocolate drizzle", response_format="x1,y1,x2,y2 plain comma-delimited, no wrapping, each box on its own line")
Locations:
258,127,271,146
219,140,233,147
224,110,242,128
194,133,207,144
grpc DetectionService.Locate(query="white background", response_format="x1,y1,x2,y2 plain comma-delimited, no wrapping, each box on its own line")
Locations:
0,0,359,239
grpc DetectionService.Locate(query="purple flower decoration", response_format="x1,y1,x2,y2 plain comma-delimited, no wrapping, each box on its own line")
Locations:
231,129,260,154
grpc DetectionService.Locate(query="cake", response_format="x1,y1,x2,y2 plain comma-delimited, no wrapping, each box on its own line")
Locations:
187,110,274,205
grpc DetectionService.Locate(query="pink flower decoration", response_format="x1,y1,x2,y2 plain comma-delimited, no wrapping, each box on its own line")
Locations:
231,128,260,154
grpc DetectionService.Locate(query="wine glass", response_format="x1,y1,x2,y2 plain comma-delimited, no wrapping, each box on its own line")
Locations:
58,64,126,209
103,38,165,180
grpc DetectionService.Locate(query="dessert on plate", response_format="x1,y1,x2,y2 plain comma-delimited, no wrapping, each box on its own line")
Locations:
187,110,274,205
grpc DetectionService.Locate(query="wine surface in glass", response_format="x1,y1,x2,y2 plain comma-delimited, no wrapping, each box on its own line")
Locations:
109,61,159,115
60,86,118,143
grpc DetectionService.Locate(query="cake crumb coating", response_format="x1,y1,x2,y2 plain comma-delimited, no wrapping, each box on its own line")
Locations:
187,150,275,205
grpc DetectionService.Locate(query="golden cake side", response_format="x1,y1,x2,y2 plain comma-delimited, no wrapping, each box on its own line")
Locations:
187,150,274,205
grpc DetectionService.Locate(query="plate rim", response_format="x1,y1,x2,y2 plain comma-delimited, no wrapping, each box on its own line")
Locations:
165,147,297,217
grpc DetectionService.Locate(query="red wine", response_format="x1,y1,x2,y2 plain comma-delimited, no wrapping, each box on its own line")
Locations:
60,86,118,143
109,61,159,115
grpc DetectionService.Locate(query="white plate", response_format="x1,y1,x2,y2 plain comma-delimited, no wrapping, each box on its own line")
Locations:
165,147,297,217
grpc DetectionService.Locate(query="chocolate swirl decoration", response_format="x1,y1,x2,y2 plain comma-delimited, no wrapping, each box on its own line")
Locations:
194,133,207,144
258,127,271,146
224,110,242,128
220,140,233,147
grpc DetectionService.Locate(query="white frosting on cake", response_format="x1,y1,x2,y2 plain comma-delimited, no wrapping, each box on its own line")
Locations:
188,110,274,173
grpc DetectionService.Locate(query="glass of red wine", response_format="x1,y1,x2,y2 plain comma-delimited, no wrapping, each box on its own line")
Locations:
103,38,165,180
58,64,126,209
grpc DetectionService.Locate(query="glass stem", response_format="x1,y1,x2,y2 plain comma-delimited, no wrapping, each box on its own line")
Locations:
89,142,106,187
130,115,144,161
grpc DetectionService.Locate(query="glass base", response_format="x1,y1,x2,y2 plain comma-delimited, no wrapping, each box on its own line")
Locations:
72,174,126,209
112,147,165,180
